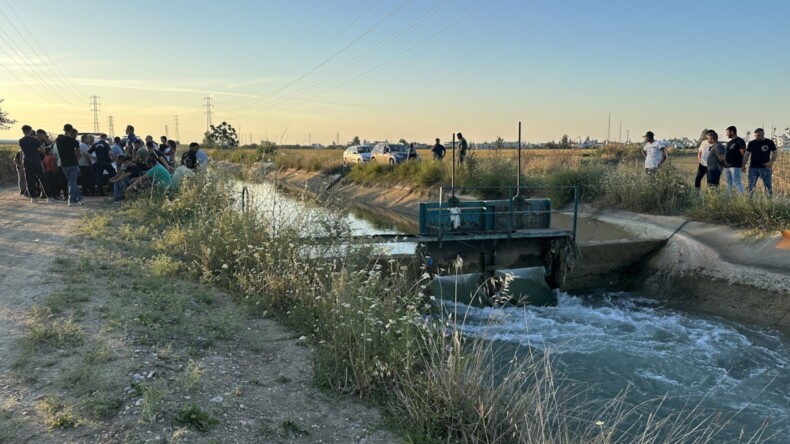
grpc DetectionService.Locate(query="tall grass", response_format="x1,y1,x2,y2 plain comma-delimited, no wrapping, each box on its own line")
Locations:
274,148,344,173
108,175,775,442
0,144,16,184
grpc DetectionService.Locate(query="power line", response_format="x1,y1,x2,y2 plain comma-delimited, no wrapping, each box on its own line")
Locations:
0,31,84,113
1,0,86,100
174,115,181,142
224,0,413,116
107,116,115,137
253,0,496,119
230,0,453,121
222,0,385,110
203,97,214,133
90,96,101,132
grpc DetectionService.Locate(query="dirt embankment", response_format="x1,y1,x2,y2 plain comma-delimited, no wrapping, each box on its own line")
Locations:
0,186,397,443
259,166,790,330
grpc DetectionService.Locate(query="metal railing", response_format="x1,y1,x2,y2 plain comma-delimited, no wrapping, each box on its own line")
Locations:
424,185,579,241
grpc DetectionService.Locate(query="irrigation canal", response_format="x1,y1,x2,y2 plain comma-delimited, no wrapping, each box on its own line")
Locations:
242,181,790,440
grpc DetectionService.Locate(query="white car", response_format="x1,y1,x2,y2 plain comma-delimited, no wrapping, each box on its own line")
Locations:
343,145,371,164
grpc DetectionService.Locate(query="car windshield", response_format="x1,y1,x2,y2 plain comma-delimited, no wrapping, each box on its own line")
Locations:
388,144,407,153
356,146,370,153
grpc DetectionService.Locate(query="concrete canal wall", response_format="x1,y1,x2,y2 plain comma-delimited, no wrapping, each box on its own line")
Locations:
257,165,790,330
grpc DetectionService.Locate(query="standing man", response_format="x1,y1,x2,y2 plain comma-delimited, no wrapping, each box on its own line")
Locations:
90,134,115,196
431,138,446,160
123,125,138,155
704,131,726,187
56,124,83,205
695,132,711,193
19,125,52,203
742,128,778,196
79,134,96,196
724,126,746,193
642,131,666,174
14,147,27,197
457,132,468,165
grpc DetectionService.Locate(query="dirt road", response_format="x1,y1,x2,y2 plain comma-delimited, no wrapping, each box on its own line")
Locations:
0,186,398,443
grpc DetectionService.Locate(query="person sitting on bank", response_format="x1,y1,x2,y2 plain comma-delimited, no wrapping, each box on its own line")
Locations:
126,156,172,193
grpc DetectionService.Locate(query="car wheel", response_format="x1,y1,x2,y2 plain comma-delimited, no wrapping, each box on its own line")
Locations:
389,158,395,165
357,159,362,163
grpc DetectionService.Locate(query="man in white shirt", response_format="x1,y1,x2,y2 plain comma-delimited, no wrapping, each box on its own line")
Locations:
642,131,666,174
695,131,712,192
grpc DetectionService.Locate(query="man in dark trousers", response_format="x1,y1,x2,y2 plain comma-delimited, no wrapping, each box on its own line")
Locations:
724,126,746,193
89,133,115,195
742,128,778,196
431,138,446,160
18,124,52,203
457,132,468,164
56,124,83,205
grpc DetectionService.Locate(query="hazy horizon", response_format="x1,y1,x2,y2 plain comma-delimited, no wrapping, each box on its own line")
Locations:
2,0,789,145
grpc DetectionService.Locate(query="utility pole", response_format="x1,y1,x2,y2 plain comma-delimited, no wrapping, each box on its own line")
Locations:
165,125,169,138
619,121,622,144
626,130,630,144
607,113,611,144
174,115,181,142
203,97,214,133
90,96,101,132
107,115,115,137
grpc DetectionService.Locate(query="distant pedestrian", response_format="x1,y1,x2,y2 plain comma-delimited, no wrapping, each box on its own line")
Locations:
408,143,417,161
704,131,726,187
695,132,712,192
18,124,53,202
13,148,27,197
724,126,746,193
55,124,83,205
457,132,468,164
641,131,666,174
742,128,778,196
431,138,446,160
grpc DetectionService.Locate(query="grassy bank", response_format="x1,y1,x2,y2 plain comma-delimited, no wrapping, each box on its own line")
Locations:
85,174,774,443
341,149,790,232
0,144,16,184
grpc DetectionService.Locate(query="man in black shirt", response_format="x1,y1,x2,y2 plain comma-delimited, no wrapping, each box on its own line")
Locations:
742,128,778,196
19,125,53,202
89,133,115,195
431,138,446,160
55,123,83,205
724,126,746,193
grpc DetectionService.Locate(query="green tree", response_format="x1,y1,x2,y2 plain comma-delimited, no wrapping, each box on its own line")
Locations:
0,99,16,130
205,121,239,149
398,138,408,145
352,136,361,145
559,134,571,149
493,136,505,151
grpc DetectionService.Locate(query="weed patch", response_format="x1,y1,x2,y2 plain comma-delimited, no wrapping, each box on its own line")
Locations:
175,403,219,432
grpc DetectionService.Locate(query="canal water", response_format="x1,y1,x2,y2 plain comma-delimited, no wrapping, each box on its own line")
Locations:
244,180,790,440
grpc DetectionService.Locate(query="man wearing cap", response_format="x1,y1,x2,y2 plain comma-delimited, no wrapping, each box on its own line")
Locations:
642,131,666,174
742,128,778,196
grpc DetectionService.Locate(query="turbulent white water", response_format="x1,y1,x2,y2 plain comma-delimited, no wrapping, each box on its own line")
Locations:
243,180,790,439
440,292,790,439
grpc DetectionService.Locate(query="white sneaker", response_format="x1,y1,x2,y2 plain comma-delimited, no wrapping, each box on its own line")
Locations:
30,198,36,203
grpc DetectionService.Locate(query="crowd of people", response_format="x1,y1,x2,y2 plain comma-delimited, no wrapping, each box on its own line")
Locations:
642,126,779,195
15,124,209,205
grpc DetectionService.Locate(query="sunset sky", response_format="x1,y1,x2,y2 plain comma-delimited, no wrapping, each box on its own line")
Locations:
1,0,789,145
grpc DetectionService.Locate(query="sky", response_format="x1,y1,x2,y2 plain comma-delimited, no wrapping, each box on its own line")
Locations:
1,0,790,145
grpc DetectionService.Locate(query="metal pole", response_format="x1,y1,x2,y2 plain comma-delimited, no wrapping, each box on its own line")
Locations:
451,133,456,197
572,186,579,239
517,121,522,193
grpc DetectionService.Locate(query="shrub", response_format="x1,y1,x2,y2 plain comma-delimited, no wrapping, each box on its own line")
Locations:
598,162,693,214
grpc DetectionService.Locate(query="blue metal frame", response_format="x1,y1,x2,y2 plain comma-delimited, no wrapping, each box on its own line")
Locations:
419,185,579,241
